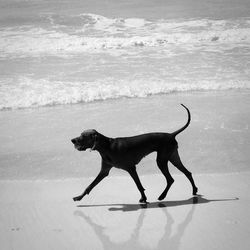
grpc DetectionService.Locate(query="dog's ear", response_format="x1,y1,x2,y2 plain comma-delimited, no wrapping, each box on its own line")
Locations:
93,131,100,143
90,129,98,138
91,133,97,140
90,130,99,151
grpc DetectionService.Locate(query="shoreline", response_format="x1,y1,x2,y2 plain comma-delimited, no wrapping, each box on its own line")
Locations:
0,169,249,183
0,88,249,113
2,169,246,183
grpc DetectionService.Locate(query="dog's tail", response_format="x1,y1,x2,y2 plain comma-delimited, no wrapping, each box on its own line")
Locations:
171,104,191,137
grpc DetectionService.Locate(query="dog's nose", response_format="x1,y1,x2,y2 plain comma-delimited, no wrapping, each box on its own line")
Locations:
71,139,76,144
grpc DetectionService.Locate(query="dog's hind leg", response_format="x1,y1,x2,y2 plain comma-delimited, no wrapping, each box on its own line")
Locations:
156,152,174,201
128,167,147,203
169,148,198,195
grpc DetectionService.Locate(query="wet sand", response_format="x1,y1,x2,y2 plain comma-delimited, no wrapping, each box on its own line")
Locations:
0,90,250,179
0,173,249,250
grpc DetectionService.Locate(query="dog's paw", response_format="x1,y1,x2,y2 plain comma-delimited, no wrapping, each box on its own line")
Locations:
139,197,147,203
158,193,166,201
193,187,198,195
73,195,83,202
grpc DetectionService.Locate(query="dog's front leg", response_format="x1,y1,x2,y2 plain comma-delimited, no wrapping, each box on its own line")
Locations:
73,161,112,201
128,167,147,203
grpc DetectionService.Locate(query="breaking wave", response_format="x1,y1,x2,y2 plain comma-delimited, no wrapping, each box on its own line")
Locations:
1,14,250,57
1,77,249,110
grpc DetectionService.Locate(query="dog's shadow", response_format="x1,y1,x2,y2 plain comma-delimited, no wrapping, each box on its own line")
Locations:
77,195,239,212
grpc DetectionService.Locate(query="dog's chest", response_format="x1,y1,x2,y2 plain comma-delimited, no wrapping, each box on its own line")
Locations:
102,154,114,165
102,150,149,169
101,137,158,168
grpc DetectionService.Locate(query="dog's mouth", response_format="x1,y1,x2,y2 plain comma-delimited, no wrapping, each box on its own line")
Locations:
74,144,87,151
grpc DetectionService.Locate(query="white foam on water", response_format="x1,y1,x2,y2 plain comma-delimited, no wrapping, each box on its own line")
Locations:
1,14,250,57
1,14,250,110
1,76,249,110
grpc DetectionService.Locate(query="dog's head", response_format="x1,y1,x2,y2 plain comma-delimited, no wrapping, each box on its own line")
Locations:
71,129,99,151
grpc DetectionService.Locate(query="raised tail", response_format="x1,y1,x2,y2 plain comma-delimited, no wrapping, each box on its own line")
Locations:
171,104,191,137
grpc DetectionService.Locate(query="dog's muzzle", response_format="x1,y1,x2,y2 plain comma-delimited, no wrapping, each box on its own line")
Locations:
71,138,86,151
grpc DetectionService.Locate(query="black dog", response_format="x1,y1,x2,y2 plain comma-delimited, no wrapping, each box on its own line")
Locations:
71,104,198,203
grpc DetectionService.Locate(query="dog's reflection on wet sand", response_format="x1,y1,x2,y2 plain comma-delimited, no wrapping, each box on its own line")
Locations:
74,196,238,250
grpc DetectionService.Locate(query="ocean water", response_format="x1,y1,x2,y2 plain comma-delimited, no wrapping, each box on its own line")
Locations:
0,0,250,110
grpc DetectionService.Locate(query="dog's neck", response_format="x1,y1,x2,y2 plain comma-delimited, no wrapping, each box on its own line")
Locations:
94,134,113,155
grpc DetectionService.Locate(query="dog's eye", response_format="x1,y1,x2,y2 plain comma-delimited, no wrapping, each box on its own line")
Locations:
91,133,97,139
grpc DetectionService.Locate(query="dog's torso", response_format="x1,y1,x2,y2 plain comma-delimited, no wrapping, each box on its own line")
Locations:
99,133,177,169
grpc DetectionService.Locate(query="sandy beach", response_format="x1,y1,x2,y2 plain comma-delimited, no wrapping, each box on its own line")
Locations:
0,173,249,250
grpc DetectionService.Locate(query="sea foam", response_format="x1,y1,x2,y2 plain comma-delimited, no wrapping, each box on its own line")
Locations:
1,14,250,110
1,77,249,110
